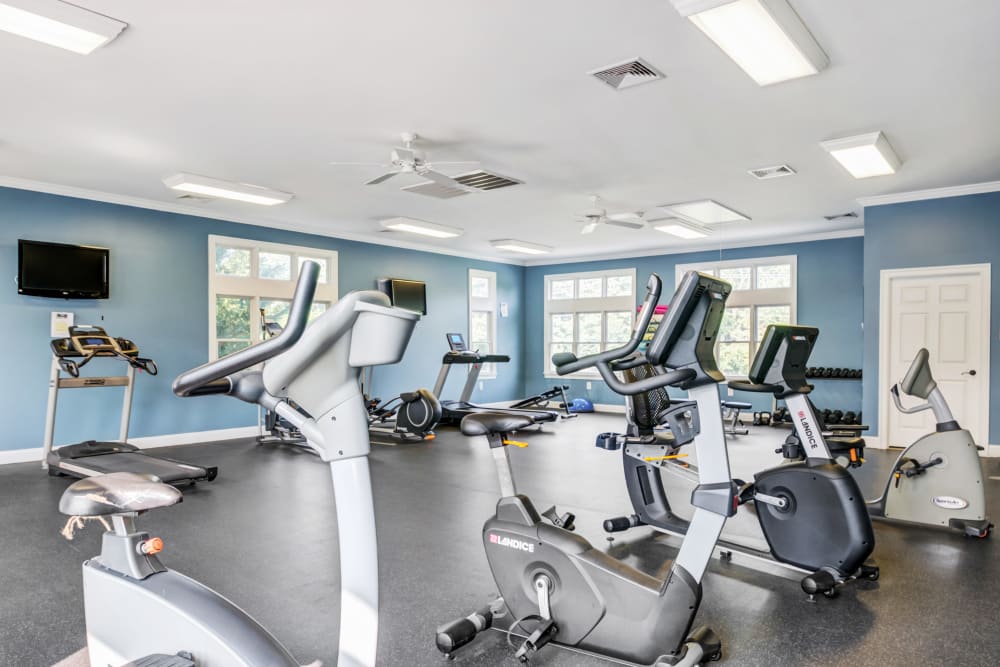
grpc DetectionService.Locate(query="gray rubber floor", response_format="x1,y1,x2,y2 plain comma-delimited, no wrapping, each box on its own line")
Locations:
1,413,999,666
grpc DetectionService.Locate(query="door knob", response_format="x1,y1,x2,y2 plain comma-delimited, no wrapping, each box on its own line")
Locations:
962,369,977,376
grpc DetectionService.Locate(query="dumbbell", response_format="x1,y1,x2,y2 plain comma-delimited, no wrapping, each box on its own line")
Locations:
806,367,816,378
828,410,844,425
821,409,833,424
835,368,849,378
821,368,835,377
843,411,858,425
783,408,794,423
852,369,863,378
753,411,772,427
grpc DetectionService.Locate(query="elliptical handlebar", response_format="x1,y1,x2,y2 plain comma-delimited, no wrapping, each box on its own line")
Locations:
172,261,320,398
553,273,662,376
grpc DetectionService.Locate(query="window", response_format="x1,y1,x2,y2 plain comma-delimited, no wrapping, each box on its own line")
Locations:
208,235,338,360
469,269,498,378
543,268,637,377
676,255,796,378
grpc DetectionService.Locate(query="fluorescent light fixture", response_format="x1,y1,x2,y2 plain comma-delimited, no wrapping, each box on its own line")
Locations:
163,173,294,206
660,199,749,224
0,0,126,54
654,219,712,240
820,131,901,179
380,217,463,239
490,239,553,255
671,0,828,86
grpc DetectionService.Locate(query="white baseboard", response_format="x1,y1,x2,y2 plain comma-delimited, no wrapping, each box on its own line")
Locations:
593,403,626,414
988,444,999,459
0,425,258,466
864,436,883,449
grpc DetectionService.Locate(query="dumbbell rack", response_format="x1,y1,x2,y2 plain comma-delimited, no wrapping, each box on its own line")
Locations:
768,368,862,427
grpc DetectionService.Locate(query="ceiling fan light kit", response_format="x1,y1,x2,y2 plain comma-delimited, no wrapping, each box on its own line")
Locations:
670,0,828,86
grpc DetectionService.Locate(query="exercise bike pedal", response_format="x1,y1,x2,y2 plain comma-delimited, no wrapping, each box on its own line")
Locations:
859,562,880,581
801,569,839,600
513,618,558,663
123,652,196,667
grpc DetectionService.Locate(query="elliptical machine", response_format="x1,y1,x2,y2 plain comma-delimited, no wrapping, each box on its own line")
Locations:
436,272,738,666
56,261,421,667
604,325,878,597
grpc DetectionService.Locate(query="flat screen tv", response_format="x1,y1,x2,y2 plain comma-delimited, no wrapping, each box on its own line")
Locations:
376,278,427,315
18,239,110,299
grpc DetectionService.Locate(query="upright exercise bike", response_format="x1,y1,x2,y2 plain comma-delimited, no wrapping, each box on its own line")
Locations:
56,261,420,667
605,325,878,597
437,272,738,666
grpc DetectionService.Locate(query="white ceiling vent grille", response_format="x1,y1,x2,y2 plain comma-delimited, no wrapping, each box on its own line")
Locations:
453,170,522,191
589,58,664,90
400,180,470,199
175,194,214,203
748,164,796,180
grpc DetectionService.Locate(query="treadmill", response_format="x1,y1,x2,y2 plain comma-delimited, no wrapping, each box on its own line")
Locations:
433,333,558,426
42,325,218,485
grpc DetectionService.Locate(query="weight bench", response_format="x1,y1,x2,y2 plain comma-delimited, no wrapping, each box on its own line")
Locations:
721,400,751,436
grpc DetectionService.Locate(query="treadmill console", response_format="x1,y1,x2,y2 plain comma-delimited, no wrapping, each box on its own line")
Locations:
446,332,469,354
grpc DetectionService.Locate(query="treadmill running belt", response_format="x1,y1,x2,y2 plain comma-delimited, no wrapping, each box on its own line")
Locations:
56,452,215,483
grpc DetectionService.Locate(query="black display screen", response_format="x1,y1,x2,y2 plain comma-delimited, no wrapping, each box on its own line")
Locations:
376,278,427,315
18,240,109,299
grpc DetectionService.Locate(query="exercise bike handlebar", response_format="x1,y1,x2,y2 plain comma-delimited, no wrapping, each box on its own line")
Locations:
172,262,320,398
553,273,662,376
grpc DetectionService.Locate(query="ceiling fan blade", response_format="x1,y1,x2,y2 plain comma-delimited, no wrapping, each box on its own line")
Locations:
365,171,400,185
607,211,642,222
581,222,599,234
428,160,481,166
605,218,645,230
329,161,387,167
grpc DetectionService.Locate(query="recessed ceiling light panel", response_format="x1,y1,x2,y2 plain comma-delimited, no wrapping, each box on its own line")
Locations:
660,199,749,224
671,0,828,86
380,217,463,239
163,173,293,206
654,219,712,239
820,131,901,179
490,239,553,255
0,0,126,54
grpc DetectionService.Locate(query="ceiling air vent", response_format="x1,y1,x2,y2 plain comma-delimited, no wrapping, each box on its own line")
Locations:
400,180,470,199
748,164,796,180
824,211,859,221
453,170,522,191
175,194,214,204
589,58,664,90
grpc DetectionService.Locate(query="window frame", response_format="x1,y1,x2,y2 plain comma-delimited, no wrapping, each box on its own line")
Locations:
675,255,797,379
543,267,637,379
468,268,498,379
208,235,338,360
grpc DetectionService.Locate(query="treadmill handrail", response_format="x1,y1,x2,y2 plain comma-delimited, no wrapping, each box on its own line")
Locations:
173,262,319,397
553,273,661,376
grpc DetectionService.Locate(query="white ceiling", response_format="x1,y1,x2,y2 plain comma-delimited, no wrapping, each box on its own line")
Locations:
1,0,999,264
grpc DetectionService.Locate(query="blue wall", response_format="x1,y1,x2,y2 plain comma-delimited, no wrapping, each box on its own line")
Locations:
524,236,865,415
863,191,1000,442
1,186,525,452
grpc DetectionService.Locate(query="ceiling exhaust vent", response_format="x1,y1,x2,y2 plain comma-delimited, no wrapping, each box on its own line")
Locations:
453,170,522,191
823,211,859,221
748,164,796,180
175,194,214,203
589,58,664,90
400,180,470,199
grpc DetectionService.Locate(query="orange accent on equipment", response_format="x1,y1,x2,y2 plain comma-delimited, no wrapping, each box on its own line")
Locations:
142,537,164,555
503,439,529,448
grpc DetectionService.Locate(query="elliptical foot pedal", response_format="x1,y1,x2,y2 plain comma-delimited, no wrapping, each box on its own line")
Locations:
123,653,196,667
513,618,558,663
657,626,722,665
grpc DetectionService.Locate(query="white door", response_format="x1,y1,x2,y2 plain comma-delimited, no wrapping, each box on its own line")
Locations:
880,264,990,449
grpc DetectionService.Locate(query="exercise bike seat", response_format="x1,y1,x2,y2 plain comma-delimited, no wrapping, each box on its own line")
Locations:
460,412,534,436
59,472,183,517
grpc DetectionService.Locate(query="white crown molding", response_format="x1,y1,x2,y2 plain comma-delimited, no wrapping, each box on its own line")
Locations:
857,180,1000,207
0,175,525,266
522,227,864,267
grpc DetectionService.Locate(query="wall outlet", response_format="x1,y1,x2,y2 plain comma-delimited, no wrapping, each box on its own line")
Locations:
727,387,734,397
479,381,484,392
586,381,592,390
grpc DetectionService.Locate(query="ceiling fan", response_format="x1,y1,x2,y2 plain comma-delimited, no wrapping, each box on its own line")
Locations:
330,132,479,189
575,195,667,234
